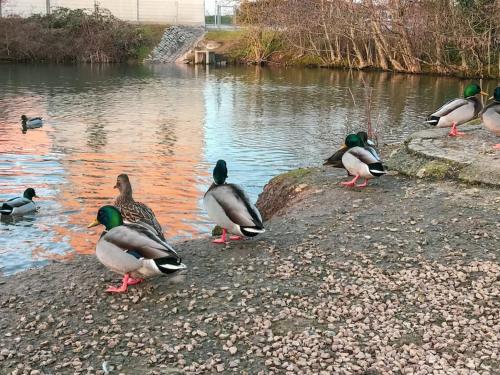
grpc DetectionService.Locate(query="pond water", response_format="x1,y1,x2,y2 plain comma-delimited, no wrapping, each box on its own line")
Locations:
0,64,495,275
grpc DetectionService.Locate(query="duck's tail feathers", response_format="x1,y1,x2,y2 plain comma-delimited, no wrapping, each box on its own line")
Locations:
0,204,12,214
368,163,387,177
241,226,265,237
151,257,187,274
425,115,440,126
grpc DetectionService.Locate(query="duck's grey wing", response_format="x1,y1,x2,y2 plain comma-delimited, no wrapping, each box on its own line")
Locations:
429,98,469,118
365,146,381,162
348,147,381,165
96,237,143,274
103,224,179,260
210,184,263,228
1,197,30,213
3,197,30,208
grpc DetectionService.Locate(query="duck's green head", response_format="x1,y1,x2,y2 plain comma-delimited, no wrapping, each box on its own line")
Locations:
490,87,500,102
463,83,488,98
213,159,228,185
345,133,365,148
21,115,28,123
23,188,38,200
88,205,123,231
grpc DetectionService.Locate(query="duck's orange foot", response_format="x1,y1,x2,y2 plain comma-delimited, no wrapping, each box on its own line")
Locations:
127,277,144,286
356,180,369,188
212,238,228,244
493,144,500,150
229,235,242,240
106,285,128,293
212,228,228,244
105,273,141,293
341,175,360,187
448,123,464,137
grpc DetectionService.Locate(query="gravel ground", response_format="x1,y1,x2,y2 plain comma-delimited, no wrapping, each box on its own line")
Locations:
0,169,499,375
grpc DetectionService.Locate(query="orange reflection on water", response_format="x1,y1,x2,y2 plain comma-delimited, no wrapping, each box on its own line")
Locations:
58,142,207,255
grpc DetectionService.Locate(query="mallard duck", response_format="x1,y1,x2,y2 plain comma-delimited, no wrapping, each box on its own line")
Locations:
481,87,500,150
114,174,165,240
324,131,379,169
21,115,43,129
88,205,186,293
339,133,386,187
203,160,265,244
0,188,38,216
426,83,488,137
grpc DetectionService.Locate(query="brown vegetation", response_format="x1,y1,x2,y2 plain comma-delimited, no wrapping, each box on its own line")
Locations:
237,0,499,77
0,7,164,63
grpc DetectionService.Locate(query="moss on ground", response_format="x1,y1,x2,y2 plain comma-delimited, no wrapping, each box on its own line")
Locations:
274,168,313,183
416,160,453,179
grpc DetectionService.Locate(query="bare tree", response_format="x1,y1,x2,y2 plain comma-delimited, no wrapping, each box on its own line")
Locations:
237,0,499,77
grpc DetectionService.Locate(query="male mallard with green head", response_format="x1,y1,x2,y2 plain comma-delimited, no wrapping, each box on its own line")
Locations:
324,131,379,169
426,83,488,137
481,87,500,150
88,206,186,293
0,188,39,216
114,174,165,240
203,160,265,244
338,133,386,188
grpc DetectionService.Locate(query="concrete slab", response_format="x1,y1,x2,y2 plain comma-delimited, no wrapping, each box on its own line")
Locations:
386,124,500,187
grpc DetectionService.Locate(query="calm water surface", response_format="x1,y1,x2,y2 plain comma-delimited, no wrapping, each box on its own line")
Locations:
0,64,495,275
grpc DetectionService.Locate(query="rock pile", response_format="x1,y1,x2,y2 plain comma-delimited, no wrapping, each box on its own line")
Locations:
147,26,205,63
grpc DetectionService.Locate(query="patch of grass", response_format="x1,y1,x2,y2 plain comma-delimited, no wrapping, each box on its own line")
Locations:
274,168,313,183
212,225,223,236
205,29,245,42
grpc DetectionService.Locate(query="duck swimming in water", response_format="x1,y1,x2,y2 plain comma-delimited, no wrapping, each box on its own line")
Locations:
21,115,43,131
0,188,38,216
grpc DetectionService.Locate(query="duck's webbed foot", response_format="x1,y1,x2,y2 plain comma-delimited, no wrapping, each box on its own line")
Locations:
356,179,369,188
493,144,500,150
448,122,464,137
229,235,242,240
106,274,131,293
212,228,228,244
341,175,360,187
127,277,144,285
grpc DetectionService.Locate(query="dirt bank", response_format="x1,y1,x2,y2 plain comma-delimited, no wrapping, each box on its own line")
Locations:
1,168,499,374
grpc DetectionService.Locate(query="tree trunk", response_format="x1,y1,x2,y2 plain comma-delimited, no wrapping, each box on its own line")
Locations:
349,28,368,68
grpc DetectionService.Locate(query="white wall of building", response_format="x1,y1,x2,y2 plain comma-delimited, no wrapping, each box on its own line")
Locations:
1,0,205,25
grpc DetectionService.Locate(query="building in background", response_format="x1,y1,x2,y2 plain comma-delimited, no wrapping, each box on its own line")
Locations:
0,0,205,25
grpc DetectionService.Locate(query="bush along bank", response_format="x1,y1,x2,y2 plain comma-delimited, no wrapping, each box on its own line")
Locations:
0,7,164,63
206,0,499,78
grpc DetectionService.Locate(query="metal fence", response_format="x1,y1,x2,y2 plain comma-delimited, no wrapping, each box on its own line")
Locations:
0,0,205,25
